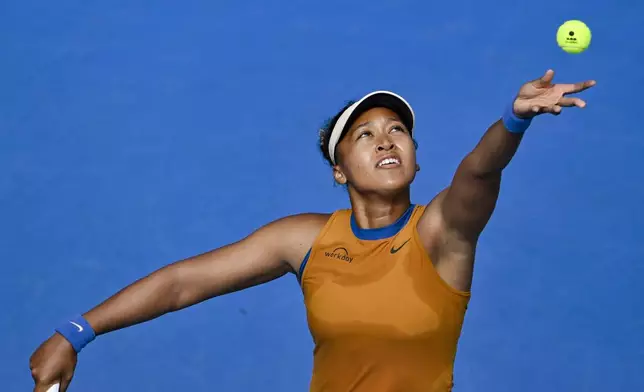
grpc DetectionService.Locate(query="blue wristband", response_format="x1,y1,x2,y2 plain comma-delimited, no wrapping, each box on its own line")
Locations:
55,315,96,353
502,102,532,133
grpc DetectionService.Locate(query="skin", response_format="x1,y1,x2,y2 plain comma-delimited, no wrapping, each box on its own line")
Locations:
29,69,595,392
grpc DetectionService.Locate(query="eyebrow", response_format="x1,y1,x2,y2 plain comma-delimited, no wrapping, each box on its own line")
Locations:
351,117,401,133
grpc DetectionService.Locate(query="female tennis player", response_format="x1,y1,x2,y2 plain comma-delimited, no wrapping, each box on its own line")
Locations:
30,69,595,392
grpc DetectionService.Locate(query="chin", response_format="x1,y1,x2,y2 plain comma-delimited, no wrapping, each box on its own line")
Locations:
347,168,416,196
370,174,415,195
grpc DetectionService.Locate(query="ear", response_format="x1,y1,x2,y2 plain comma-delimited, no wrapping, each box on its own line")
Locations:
333,166,347,185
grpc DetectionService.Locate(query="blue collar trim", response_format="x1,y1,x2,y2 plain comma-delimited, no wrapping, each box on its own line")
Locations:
350,204,415,240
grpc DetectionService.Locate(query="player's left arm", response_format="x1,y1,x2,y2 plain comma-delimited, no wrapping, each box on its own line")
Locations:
418,70,595,289
437,118,523,243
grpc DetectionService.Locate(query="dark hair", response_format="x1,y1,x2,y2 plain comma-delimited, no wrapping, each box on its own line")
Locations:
318,100,356,167
317,100,419,167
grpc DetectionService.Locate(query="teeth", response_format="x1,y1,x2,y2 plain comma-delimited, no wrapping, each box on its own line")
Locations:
378,157,400,167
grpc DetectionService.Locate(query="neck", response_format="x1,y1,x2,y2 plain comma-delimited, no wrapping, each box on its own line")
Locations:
348,187,412,229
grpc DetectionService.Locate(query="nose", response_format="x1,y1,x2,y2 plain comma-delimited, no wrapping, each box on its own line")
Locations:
376,135,395,152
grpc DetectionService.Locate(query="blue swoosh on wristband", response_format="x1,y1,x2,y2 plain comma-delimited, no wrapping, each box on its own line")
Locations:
55,315,96,353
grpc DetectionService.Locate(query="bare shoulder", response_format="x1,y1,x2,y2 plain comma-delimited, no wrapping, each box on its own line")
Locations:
417,189,475,292
416,189,449,249
266,212,331,239
418,188,476,256
272,212,332,230
260,212,331,272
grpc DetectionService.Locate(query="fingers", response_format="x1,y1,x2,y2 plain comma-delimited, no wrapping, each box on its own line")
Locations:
559,96,586,108
547,105,562,115
60,374,74,392
533,69,555,87
521,71,594,117
32,372,71,392
533,105,563,116
30,363,64,391
541,69,555,84
562,80,597,95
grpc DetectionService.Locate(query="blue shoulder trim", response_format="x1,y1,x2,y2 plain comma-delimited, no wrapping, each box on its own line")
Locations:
297,247,312,283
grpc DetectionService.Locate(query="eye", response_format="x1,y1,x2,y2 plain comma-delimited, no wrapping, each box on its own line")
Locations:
390,125,406,133
357,130,372,139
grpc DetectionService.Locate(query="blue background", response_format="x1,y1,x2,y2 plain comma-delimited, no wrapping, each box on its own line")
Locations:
2,1,643,391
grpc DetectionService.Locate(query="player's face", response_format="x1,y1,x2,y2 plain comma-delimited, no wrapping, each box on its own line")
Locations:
334,107,417,194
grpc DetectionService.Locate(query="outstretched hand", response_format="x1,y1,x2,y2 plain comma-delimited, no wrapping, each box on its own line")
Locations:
513,69,596,118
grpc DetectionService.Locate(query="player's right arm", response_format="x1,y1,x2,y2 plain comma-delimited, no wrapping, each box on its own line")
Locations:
29,213,328,392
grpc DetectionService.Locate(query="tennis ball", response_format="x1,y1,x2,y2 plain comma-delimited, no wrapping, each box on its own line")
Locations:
557,20,591,54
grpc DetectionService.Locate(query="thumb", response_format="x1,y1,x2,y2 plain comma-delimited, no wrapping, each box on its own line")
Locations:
533,69,555,87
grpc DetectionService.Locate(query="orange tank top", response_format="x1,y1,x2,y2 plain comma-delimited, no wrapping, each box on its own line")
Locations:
299,204,470,392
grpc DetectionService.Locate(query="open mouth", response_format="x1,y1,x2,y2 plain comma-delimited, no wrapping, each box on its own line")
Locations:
377,156,401,168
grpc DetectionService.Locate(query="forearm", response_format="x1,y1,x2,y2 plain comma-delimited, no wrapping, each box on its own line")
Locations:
465,118,524,177
83,264,182,336
440,116,528,239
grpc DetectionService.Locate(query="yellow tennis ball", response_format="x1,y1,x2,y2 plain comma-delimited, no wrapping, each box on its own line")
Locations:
557,20,592,54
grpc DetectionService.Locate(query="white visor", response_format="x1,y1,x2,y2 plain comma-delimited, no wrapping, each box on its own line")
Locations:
327,90,415,165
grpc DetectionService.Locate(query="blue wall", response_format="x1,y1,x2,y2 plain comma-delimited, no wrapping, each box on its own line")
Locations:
2,1,642,390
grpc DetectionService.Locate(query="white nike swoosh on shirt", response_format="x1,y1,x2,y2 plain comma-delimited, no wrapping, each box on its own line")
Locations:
70,321,83,332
